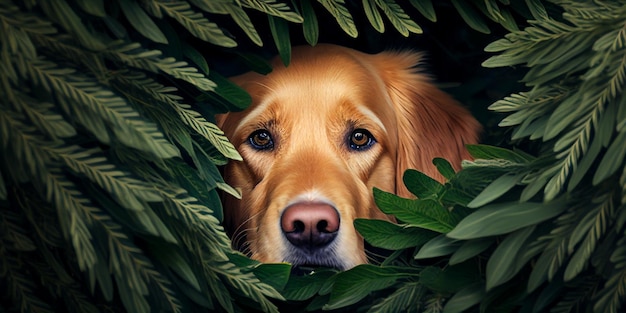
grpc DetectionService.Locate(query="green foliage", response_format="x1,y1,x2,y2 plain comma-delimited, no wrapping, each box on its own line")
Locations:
2,0,624,312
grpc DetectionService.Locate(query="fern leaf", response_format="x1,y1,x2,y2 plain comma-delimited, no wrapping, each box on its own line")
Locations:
119,0,168,44
595,233,626,313
0,210,36,252
241,0,303,23
2,256,55,313
156,1,237,47
0,168,6,200
373,0,422,36
13,92,76,139
317,0,358,37
0,3,56,59
13,55,180,159
39,0,105,50
106,42,217,91
564,192,616,280
111,70,240,160
216,262,282,313
363,0,385,33
192,0,263,46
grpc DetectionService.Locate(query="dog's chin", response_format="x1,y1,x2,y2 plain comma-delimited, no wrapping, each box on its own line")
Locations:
283,245,349,272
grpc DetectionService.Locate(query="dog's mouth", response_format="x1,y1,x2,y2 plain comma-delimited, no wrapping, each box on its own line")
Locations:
283,245,347,271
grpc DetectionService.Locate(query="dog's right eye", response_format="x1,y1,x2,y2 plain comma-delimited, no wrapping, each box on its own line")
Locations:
248,130,274,150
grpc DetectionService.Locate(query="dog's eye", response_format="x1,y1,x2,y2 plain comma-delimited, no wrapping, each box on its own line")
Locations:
248,129,274,150
349,129,376,151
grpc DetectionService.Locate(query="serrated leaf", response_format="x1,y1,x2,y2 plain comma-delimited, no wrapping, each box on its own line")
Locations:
355,218,437,250
447,199,567,240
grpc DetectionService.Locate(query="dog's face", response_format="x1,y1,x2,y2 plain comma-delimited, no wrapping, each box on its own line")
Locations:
217,45,480,270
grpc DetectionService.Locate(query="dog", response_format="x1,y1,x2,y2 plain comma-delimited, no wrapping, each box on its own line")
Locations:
217,44,480,270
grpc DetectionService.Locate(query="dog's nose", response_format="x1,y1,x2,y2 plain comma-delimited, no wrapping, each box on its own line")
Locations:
281,203,340,249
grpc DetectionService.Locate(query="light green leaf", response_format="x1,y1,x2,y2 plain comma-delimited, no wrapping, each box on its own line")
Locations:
363,0,385,33
241,0,303,23
317,0,358,38
355,218,437,250
373,0,422,36
447,199,567,240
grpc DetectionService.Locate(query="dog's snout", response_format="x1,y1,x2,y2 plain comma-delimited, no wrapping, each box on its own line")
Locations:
281,203,339,248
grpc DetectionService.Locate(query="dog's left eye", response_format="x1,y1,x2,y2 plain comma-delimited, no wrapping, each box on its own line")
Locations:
248,129,274,150
348,129,376,151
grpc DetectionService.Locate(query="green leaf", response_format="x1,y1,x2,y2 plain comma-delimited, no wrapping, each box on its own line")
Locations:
76,0,106,17
449,237,495,265
433,158,456,180
151,245,201,292
119,0,168,44
374,188,459,233
447,199,567,240
324,265,418,310
158,2,237,47
355,218,437,250
466,144,535,163
252,263,292,292
300,0,319,45
268,15,291,66
415,234,461,259
367,282,424,313
467,173,523,208
363,0,385,33
420,263,481,294
443,282,485,313
594,130,626,184
282,270,336,301
241,0,303,23
317,0,358,38
485,226,535,290
402,169,444,199
450,0,490,34
373,0,422,36
409,0,436,22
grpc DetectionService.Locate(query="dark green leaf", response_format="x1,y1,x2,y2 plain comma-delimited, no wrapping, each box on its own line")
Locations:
485,226,535,290
467,173,523,208
593,130,626,184
268,15,291,66
119,0,168,44
324,265,418,309
253,263,292,292
450,0,490,34
433,157,456,180
403,169,444,199
443,282,485,313
466,144,535,163
420,263,481,294
449,237,495,265
409,0,436,22
415,234,461,259
282,270,335,301
355,218,437,250
300,0,319,45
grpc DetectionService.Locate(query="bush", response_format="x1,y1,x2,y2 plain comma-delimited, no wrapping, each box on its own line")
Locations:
0,0,624,312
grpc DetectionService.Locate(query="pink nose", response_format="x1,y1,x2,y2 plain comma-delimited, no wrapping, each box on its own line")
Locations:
281,202,340,249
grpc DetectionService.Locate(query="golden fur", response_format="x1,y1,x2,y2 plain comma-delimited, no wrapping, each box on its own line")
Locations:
217,44,480,269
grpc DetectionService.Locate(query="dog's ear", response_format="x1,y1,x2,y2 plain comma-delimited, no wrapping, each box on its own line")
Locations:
371,51,481,198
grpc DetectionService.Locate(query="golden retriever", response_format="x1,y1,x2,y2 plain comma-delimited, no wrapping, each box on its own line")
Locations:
217,44,480,270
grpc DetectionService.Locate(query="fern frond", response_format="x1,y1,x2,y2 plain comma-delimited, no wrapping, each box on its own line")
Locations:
372,0,422,36
12,55,180,159
241,0,303,23
1,255,55,313
0,3,56,59
216,261,282,313
106,42,217,91
594,233,626,313
0,209,36,252
564,192,616,280
111,71,240,160
13,92,76,139
192,0,263,46
551,276,599,313
38,0,106,50
155,1,237,47
368,282,424,313
317,0,358,38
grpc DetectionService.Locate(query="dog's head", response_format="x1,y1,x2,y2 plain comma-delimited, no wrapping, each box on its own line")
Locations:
217,44,480,270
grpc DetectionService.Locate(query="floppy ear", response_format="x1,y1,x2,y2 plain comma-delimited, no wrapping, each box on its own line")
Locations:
371,51,481,198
